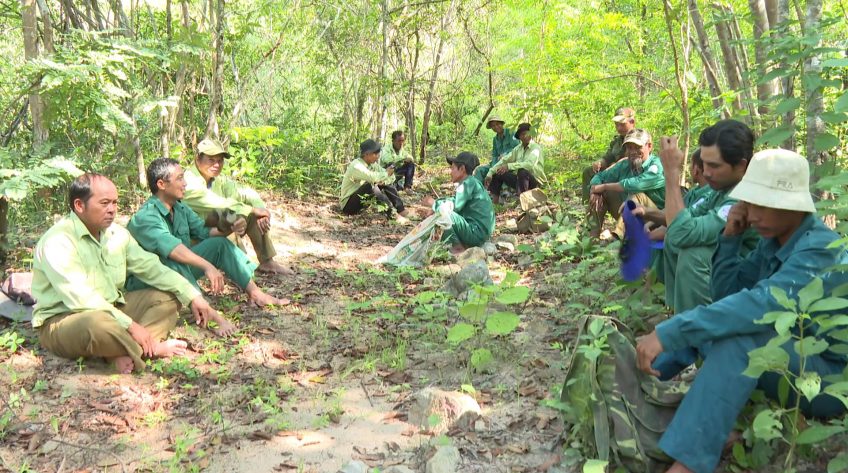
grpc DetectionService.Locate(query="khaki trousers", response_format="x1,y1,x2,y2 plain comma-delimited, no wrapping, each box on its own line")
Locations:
590,191,657,238
207,211,277,263
37,289,180,372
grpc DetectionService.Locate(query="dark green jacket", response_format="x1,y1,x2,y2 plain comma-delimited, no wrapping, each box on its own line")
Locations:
590,153,666,208
435,176,495,241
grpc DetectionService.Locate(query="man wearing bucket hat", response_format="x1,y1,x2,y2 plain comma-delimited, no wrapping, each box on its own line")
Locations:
474,115,520,182
340,139,409,222
422,152,494,250
635,149,848,473
182,138,293,275
589,128,665,238
581,107,636,202
486,122,546,204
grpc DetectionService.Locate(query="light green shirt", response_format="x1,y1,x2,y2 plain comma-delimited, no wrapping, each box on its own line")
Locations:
379,145,412,167
339,158,393,208
183,164,265,219
487,141,546,183
31,213,201,329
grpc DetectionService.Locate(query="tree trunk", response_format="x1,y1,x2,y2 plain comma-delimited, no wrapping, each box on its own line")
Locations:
375,0,389,140
419,0,457,164
689,0,724,114
748,0,774,117
35,0,54,53
406,30,420,160
662,0,691,169
777,0,795,149
21,0,48,146
205,0,225,139
803,0,825,175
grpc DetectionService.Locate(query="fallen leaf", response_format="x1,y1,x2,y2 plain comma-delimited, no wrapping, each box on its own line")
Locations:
249,430,274,441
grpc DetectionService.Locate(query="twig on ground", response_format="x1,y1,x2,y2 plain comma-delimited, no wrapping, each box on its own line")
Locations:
360,377,374,408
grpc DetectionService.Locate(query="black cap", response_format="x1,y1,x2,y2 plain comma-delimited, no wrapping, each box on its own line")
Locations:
514,122,532,139
359,139,382,155
446,151,480,171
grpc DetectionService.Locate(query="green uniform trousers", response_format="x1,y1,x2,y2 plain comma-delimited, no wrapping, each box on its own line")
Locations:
663,240,713,312
207,211,277,264
442,213,488,248
37,289,180,372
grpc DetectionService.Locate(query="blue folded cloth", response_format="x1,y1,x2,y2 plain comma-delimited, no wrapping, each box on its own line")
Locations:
620,200,652,281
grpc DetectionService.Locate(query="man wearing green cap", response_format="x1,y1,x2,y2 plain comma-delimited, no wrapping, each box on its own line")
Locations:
589,128,665,238
422,152,494,250
340,139,409,222
182,138,292,275
474,115,520,182
582,107,636,202
636,149,847,473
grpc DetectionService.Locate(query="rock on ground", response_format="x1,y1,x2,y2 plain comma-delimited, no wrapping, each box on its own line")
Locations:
425,445,461,473
408,388,481,434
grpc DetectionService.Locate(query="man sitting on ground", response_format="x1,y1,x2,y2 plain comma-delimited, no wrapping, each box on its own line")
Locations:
340,139,410,222
422,152,495,252
182,138,292,275
588,128,665,239
380,130,415,191
581,107,635,203
474,115,520,182
127,158,288,315
485,123,545,204
636,149,848,473
32,174,222,374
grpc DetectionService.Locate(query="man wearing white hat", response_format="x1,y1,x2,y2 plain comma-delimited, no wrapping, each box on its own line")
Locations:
635,149,848,473
473,115,520,182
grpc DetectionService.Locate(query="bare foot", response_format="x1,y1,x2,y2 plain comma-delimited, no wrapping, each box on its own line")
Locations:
665,462,694,473
111,356,135,374
153,339,188,358
208,312,237,337
257,260,294,275
395,215,410,225
248,289,291,308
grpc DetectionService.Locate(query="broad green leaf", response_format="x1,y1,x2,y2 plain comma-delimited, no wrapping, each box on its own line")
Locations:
828,452,848,473
501,271,520,287
774,97,801,115
744,343,790,378
832,329,848,342
822,58,848,68
814,315,848,332
778,376,790,407
836,91,848,113
799,278,824,312
796,423,843,444
815,133,840,151
809,298,848,313
770,286,797,311
759,68,791,83
470,348,493,370
821,112,848,124
485,312,521,336
583,459,608,473
752,409,783,441
794,337,829,357
459,303,487,322
795,371,821,402
757,126,795,147
756,311,797,335
495,286,530,305
829,344,848,355
446,323,475,344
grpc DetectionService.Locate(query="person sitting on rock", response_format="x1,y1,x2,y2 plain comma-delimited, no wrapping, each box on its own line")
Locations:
127,158,288,314
340,139,410,222
422,152,495,252
182,138,293,275
32,173,223,374
474,115,520,183
485,122,546,204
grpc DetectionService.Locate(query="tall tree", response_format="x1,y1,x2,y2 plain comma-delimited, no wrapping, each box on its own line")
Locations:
748,0,775,116
419,0,457,164
21,0,48,146
689,0,725,114
206,0,226,139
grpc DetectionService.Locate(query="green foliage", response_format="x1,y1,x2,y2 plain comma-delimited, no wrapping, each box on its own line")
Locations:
0,330,25,355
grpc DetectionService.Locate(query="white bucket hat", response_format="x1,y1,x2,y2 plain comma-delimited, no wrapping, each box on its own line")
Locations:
729,149,816,212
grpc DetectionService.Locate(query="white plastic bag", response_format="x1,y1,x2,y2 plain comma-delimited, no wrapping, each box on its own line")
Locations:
379,203,453,267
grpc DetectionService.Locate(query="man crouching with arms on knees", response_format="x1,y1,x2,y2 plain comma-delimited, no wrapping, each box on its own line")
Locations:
32,173,221,374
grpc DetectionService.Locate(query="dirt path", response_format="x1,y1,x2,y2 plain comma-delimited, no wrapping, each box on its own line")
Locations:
0,186,575,473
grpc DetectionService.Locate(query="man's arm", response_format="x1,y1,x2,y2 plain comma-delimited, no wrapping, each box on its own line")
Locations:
183,170,253,217
659,137,686,224
506,146,543,173
618,160,664,194
167,244,226,294
125,235,202,307
598,135,622,169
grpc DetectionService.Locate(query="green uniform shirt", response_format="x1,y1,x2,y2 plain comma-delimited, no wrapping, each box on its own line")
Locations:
434,176,495,241
379,145,412,167
491,128,520,165
31,213,201,329
339,158,393,208
657,214,848,360
487,141,546,183
599,134,625,169
590,153,666,208
127,196,211,260
683,184,712,209
667,185,758,250
182,164,265,219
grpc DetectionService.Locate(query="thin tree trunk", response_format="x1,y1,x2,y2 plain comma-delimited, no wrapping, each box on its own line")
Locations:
464,15,495,136
712,7,750,117
748,0,775,116
777,0,795,149
419,0,457,164
662,0,691,169
35,0,54,53
21,0,48,146
205,0,225,139
406,30,420,160
376,0,389,140
803,0,825,174
689,0,724,114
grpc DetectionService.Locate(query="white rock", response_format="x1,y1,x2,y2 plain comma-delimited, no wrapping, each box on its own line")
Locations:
425,445,460,473
408,388,481,434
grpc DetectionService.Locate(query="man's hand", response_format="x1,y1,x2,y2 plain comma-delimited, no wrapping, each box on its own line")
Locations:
128,322,155,357
589,193,605,213
484,177,491,187
190,296,216,327
636,331,663,377
659,136,684,174
724,202,750,236
649,225,667,242
252,208,271,234
204,266,225,294
496,166,508,175
387,166,395,176
592,160,604,173
631,204,645,218
231,216,247,236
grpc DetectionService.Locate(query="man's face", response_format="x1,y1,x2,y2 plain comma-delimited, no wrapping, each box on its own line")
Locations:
74,177,118,234
746,203,799,242
393,134,406,150
519,130,531,146
196,153,226,181
362,151,380,164
449,163,467,183
159,165,187,201
690,160,705,186
615,119,635,136
700,145,747,191
490,122,504,135
624,142,650,170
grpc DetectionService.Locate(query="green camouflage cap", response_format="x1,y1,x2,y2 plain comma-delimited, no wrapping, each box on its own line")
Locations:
612,107,636,123
197,138,229,157
622,128,651,147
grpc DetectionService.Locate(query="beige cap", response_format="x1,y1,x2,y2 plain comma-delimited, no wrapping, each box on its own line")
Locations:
729,149,815,212
486,115,506,129
622,128,651,147
197,138,229,157
612,107,636,123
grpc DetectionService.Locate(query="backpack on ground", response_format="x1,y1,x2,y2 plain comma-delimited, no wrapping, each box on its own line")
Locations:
559,315,688,472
